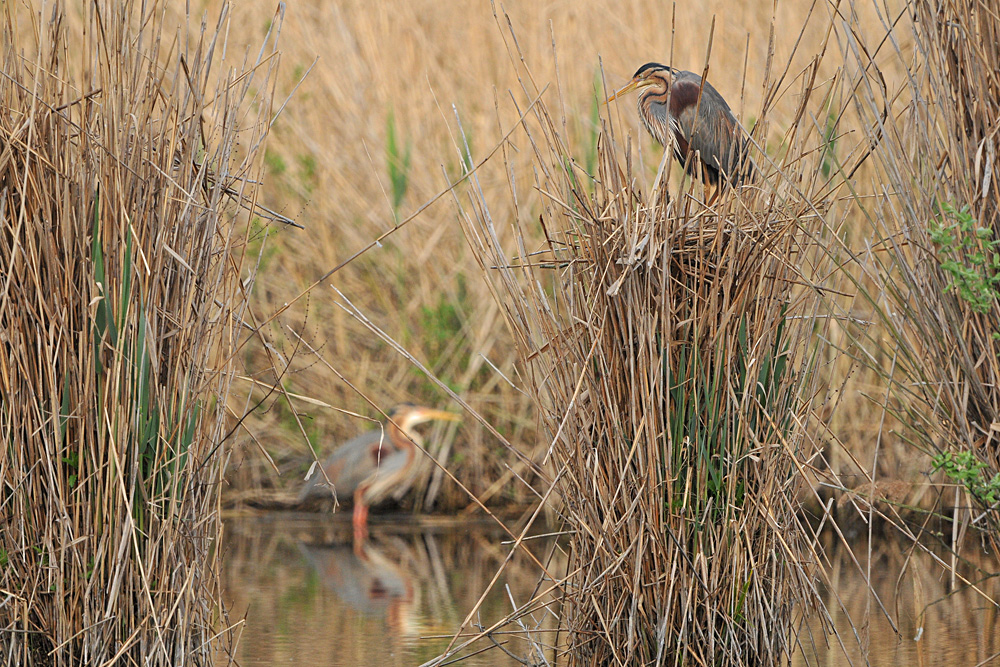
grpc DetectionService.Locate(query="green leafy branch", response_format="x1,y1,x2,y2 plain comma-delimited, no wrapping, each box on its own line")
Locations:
932,449,1000,506
929,201,1000,315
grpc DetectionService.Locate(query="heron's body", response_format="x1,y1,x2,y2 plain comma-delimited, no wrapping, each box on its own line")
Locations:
609,63,754,187
298,425,413,506
299,405,460,541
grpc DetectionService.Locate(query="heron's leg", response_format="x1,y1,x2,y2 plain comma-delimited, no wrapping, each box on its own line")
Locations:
352,502,369,543
352,513,368,556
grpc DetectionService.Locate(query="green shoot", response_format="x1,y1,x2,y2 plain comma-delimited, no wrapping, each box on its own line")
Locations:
386,109,412,219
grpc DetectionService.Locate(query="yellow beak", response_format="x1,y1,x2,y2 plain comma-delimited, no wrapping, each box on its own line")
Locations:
412,408,462,423
605,77,648,104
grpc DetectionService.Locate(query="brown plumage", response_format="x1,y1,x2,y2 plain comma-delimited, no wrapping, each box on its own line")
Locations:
608,62,755,187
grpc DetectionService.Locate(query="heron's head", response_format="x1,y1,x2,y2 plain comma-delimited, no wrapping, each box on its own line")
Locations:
606,63,677,103
389,404,461,432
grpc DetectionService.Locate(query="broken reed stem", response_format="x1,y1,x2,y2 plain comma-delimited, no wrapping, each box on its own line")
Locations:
0,1,283,664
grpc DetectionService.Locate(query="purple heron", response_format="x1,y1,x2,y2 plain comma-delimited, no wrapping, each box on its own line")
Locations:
608,62,755,187
299,404,461,539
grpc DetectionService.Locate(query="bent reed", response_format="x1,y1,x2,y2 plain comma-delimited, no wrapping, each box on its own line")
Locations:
0,1,284,664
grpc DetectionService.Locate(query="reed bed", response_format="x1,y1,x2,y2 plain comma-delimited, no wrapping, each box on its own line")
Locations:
428,8,855,664
0,1,283,664
841,0,1000,552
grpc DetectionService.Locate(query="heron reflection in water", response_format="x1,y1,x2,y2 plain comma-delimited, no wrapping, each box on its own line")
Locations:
299,404,461,540
298,541,418,636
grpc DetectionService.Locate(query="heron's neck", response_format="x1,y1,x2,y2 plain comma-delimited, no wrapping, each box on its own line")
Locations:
638,94,673,150
390,421,420,452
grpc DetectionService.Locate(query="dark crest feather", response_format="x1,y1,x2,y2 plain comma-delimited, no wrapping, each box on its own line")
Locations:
632,62,674,78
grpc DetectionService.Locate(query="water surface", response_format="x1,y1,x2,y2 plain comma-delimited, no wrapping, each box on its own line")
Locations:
221,515,999,665
794,532,1000,666
221,515,558,665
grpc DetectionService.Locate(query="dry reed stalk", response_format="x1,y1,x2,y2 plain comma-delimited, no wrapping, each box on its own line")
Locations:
430,7,854,664
0,1,285,664
842,0,1000,552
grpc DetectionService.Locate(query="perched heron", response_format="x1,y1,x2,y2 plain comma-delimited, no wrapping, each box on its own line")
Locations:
299,404,461,539
607,62,755,188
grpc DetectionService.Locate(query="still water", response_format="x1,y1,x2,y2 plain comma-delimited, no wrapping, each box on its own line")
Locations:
221,515,999,665
220,515,558,665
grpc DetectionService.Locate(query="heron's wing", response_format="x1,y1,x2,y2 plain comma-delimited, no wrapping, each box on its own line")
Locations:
670,74,749,183
299,427,399,502
357,449,412,505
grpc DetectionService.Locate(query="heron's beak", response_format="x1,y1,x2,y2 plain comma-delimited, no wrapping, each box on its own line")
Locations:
605,77,648,105
414,408,462,423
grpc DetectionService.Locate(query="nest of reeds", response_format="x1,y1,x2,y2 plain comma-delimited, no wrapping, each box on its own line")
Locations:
553,154,807,300
0,1,285,664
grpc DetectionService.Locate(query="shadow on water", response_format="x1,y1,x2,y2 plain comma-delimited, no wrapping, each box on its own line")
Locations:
220,514,559,666
220,515,999,666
